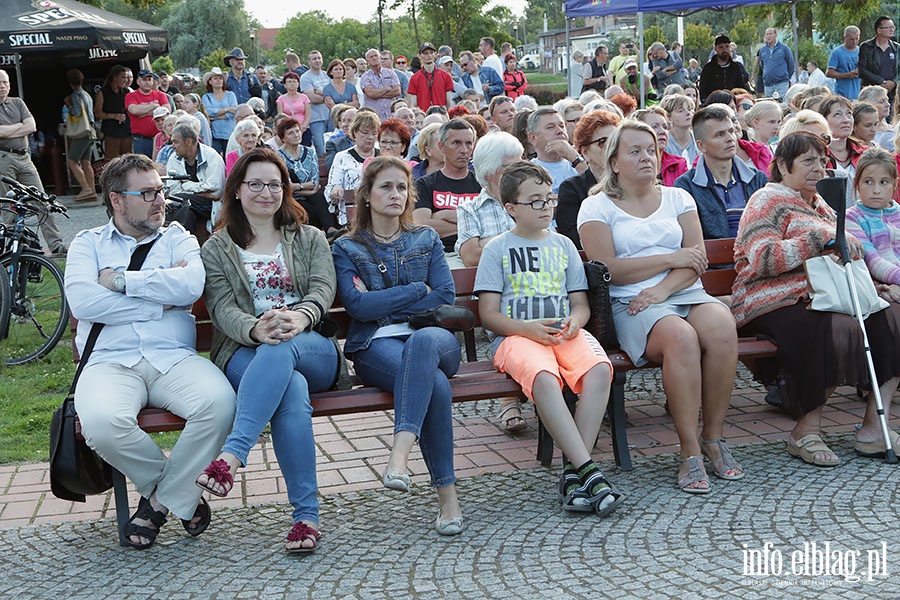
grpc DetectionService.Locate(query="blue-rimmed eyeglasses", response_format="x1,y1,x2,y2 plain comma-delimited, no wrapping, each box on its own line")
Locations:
117,188,164,202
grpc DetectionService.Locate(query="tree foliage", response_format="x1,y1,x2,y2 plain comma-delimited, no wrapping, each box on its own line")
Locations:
643,25,667,47
151,55,174,74
729,18,759,61
684,23,713,62
163,0,251,69
276,12,374,60
197,49,229,75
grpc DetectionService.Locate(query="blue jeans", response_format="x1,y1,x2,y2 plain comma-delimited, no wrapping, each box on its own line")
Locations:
764,81,790,101
352,328,461,487
211,138,228,156
132,135,153,158
223,331,339,523
308,120,330,156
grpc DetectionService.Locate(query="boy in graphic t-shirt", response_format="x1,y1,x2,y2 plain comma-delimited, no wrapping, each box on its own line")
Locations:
474,162,625,517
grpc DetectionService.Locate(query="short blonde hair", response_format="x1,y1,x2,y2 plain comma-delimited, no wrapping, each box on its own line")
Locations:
778,109,829,139
349,111,381,140
416,122,442,158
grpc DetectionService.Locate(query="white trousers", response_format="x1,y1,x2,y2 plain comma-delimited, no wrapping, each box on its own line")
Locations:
74,355,236,520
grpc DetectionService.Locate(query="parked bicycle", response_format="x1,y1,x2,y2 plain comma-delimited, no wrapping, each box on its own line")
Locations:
0,176,69,365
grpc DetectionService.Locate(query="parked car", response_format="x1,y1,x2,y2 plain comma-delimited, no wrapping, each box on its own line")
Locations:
519,54,540,70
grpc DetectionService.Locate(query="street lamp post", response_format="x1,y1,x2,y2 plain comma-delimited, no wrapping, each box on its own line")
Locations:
514,22,519,50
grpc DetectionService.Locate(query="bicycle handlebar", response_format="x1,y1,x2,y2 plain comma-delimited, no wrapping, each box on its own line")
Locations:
1,176,68,217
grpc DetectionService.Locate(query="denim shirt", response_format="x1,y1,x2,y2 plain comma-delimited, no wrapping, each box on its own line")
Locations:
332,226,455,354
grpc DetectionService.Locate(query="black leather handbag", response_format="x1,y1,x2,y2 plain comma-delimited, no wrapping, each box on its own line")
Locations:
49,390,112,502
409,304,475,332
583,260,619,350
49,239,157,502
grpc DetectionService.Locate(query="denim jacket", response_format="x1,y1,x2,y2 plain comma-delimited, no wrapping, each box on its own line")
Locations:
332,226,455,354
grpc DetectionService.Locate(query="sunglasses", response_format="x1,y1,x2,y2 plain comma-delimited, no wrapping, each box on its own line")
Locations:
396,60,406,65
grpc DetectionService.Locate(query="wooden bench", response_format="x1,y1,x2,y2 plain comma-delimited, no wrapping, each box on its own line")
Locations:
71,237,774,545
71,267,631,545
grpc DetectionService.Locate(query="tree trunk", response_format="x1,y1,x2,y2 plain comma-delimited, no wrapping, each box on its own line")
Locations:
410,0,420,48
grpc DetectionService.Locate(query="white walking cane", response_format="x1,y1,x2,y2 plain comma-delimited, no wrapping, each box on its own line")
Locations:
817,176,898,464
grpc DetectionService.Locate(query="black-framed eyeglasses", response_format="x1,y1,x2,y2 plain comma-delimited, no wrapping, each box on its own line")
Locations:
513,198,558,210
117,188,164,202
586,136,609,148
243,181,285,193
379,139,403,147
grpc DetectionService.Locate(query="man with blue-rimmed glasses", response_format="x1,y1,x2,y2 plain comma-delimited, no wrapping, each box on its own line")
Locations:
65,153,235,549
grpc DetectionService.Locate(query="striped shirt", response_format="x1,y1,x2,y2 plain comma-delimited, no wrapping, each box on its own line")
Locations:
732,183,860,327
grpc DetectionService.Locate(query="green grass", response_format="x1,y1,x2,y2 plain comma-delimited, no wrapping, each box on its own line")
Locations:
0,330,181,464
525,72,567,85
0,338,76,463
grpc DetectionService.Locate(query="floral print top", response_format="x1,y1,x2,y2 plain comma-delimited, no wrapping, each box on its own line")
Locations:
239,243,302,315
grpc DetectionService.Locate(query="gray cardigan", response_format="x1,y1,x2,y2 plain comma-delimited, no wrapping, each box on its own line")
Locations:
201,223,348,388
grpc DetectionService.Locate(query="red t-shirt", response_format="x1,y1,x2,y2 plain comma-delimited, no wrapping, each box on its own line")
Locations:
408,68,454,110
125,89,170,137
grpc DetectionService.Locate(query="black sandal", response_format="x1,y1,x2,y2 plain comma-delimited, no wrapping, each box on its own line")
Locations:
123,496,168,550
181,497,211,537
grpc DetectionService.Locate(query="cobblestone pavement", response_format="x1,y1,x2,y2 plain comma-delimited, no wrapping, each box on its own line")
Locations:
4,198,893,598
1,439,898,599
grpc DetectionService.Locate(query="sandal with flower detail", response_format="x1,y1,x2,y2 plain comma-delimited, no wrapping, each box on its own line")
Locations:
700,437,745,480
196,458,234,497
677,455,711,495
285,522,320,554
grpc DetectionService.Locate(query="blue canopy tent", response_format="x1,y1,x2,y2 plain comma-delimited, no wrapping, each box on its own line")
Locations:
564,0,799,103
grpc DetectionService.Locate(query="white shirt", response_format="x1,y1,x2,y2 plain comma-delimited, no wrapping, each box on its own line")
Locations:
807,68,828,87
577,187,703,298
483,53,504,78
65,220,205,374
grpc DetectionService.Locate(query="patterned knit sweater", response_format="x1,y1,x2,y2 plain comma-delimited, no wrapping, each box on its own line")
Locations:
731,183,863,327
846,201,900,285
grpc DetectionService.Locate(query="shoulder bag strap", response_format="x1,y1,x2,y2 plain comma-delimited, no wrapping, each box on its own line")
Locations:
69,237,160,393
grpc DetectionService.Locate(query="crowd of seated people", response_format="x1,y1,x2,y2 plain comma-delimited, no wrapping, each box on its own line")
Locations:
67,32,900,552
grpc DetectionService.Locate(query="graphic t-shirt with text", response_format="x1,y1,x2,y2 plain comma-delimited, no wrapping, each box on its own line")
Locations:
474,230,587,349
414,170,480,251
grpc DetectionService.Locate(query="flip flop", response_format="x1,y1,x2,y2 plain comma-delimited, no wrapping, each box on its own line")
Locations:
786,434,840,467
181,497,211,536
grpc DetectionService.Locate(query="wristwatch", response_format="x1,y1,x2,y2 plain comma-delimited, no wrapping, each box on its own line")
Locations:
112,272,126,293
571,156,585,168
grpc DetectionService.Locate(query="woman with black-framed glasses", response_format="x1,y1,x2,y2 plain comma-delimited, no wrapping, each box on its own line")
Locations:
556,110,621,249
198,147,347,554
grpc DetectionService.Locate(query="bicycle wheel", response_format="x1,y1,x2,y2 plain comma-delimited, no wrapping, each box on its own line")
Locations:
0,252,69,365
0,261,9,349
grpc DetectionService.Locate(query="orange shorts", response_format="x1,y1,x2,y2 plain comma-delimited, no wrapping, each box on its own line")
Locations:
493,329,613,402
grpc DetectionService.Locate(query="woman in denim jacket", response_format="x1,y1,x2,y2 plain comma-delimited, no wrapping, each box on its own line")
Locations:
332,156,465,535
